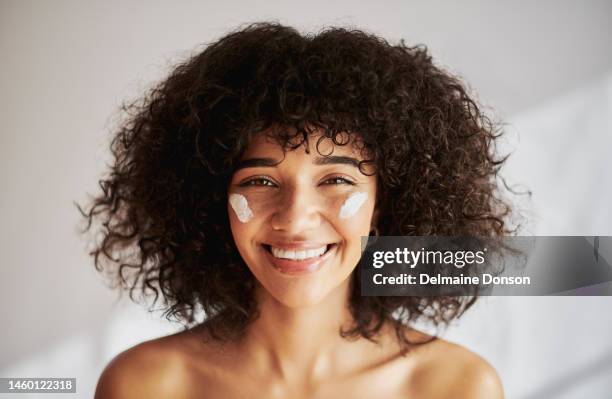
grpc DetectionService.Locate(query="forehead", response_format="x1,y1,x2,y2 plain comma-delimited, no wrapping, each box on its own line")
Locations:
240,129,367,160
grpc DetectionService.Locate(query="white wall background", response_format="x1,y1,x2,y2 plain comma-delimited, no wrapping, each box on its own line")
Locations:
443,71,612,399
1,1,611,398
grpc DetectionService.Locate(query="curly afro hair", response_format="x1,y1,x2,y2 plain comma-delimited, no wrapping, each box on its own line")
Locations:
76,22,517,350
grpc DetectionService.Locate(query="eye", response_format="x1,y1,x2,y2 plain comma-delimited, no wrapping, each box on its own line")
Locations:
239,177,276,187
322,176,355,186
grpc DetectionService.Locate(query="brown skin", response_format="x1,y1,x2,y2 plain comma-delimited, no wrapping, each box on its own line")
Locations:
94,131,504,399
94,325,503,399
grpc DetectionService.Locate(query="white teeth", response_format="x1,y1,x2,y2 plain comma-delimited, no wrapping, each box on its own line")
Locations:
270,245,329,260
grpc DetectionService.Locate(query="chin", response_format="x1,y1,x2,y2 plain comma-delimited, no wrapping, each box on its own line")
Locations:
264,281,332,308
260,270,355,309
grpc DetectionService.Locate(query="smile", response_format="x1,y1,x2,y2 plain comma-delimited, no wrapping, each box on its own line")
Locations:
270,244,328,260
260,243,338,275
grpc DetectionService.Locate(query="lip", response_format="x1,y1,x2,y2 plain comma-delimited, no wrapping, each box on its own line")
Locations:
261,243,338,276
265,241,332,251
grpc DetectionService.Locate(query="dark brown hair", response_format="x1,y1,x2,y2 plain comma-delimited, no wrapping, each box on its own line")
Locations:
76,22,517,351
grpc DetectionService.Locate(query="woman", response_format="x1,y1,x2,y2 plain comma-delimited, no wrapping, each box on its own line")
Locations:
80,22,513,398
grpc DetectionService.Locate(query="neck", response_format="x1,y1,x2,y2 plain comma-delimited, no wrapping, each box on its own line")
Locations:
240,276,367,384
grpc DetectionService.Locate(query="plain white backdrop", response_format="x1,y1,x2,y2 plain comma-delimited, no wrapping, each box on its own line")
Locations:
1,1,611,398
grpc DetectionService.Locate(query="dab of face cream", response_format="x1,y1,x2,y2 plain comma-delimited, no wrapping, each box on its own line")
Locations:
339,192,368,219
229,193,254,223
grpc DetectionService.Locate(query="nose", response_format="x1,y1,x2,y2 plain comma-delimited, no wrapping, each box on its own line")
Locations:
269,183,322,234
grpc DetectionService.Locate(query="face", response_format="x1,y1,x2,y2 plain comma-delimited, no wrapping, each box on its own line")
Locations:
227,129,378,308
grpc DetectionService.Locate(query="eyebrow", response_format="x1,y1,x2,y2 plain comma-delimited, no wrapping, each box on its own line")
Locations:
233,155,361,172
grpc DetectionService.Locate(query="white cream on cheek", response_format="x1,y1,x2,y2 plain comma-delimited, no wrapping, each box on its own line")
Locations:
229,193,254,223
339,191,368,219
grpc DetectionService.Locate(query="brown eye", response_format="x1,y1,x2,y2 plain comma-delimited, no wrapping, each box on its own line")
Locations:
240,177,276,187
323,176,355,185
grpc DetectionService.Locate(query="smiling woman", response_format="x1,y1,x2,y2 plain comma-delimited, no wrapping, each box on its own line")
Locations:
228,130,377,305
77,21,513,398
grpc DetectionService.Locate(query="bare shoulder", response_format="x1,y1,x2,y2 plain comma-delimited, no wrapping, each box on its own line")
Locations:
94,334,194,399
436,339,504,399
404,331,504,399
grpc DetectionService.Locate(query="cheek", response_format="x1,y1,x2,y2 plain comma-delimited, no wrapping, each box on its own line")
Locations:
338,191,369,219
227,193,261,252
228,193,254,223
331,191,375,244
230,191,282,222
